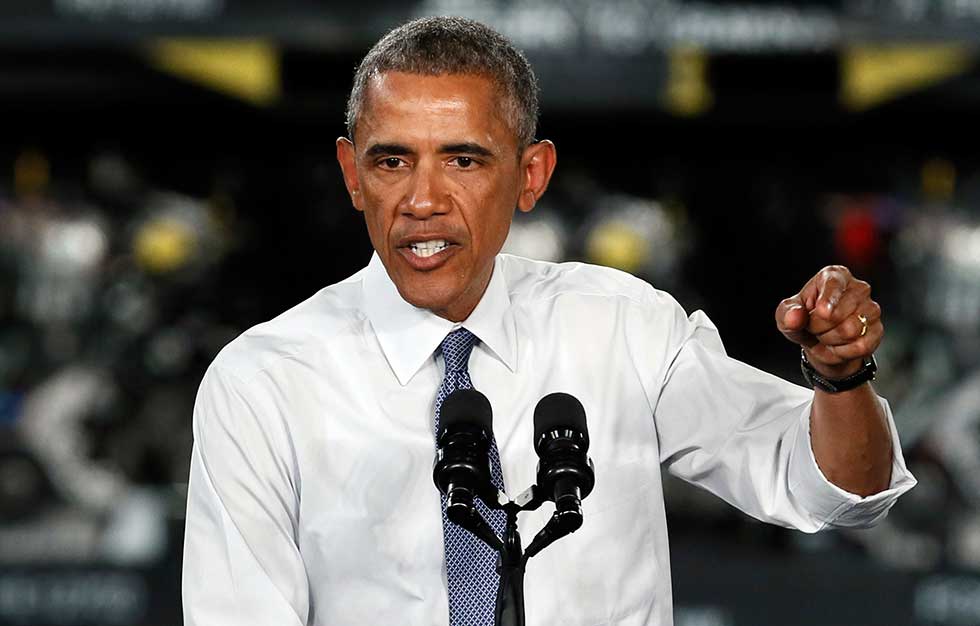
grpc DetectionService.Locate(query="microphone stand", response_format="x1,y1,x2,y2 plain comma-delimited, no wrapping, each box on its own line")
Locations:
462,485,585,626
493,501,525,626
436,391,594,626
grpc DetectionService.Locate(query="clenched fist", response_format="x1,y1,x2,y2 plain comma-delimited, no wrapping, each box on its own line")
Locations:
776,265,882,379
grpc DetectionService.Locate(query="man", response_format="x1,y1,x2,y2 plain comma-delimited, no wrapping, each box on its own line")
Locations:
182,16,916,626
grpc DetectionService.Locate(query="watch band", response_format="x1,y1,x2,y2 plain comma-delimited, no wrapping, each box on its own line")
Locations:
800,348,877,393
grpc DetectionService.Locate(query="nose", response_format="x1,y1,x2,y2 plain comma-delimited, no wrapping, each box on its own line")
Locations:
401,160,449,219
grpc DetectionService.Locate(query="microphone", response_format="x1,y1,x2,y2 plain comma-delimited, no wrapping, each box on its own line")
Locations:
532,392,595,535
432,389,503,551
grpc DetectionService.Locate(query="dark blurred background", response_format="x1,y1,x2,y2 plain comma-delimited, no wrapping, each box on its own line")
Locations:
3,1,980,625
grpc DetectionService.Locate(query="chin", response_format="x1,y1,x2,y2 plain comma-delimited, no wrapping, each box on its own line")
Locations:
396,283,459,316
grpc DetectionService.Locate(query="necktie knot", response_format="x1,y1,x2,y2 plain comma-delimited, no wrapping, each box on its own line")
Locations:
440,328,479,374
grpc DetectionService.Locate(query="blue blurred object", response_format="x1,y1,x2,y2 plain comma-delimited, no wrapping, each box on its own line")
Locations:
0,391,22,426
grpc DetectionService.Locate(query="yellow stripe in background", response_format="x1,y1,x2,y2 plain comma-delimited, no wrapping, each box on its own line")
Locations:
841,44,976,111
145,38,281,107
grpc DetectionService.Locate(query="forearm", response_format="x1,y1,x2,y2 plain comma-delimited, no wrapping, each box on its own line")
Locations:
809,382,893,497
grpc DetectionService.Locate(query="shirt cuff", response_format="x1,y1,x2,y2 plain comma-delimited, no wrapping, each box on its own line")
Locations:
788,394,918,531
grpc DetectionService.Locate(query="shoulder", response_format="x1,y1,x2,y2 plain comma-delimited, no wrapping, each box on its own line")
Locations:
498,254,708,348
498,253,673,309
207,265,369,383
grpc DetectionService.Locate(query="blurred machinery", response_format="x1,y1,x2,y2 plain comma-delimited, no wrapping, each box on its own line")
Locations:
0,149,238,577
502,187,692,292
582,193,690,289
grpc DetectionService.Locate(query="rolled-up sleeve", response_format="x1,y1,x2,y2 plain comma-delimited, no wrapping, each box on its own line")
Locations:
182,365,309,626
639,292,916,533
789,394,917,530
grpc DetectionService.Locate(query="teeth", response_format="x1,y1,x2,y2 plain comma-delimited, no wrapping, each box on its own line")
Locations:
409,239,448,258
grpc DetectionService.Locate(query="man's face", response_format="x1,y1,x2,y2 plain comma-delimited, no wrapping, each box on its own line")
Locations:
337,71,555,321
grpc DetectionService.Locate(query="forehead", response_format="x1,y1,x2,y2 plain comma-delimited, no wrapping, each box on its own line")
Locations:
356,71,516,147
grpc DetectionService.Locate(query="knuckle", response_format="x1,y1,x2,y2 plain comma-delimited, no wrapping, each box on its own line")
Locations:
825,346,844,363
857,336,875,354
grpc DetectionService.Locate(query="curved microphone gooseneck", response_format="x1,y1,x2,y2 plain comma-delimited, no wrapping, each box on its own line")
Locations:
524,392,596,559
432,389,596,626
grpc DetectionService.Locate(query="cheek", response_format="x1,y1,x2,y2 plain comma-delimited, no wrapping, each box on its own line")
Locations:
360,208,391,252
470,209,515,255
455,174,519,232
360,188,396,231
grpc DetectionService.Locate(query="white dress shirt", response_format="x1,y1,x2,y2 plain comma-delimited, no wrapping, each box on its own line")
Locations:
182,252,917,626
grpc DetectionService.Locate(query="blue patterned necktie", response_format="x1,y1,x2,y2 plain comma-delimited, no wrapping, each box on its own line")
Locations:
434,328,507,626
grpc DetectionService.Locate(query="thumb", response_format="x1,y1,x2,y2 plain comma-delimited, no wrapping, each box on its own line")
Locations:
776,296,816,346
782,302,808,330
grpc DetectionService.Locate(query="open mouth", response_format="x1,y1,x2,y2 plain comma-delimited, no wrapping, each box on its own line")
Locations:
407,239,450,258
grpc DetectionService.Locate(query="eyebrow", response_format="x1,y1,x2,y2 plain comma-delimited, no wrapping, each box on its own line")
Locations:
365,143,413,158
439,143,495,159
363,142,496,159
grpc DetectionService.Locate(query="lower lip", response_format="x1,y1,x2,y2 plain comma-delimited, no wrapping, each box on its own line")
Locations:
397,245,458,271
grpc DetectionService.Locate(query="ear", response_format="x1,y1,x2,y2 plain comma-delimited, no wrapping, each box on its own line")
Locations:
336,137,363,212
516,140,557,213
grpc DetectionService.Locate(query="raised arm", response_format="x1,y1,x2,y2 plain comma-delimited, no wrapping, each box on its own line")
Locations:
775,265,892,497
639,287,915,532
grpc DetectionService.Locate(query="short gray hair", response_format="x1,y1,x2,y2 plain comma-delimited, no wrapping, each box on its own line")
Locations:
345,16,539,148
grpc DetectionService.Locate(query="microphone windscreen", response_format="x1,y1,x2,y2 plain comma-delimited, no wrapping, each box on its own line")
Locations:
440,389,493,431
533,392,588,444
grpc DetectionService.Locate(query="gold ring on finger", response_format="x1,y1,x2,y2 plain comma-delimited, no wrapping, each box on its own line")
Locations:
858,314,869,337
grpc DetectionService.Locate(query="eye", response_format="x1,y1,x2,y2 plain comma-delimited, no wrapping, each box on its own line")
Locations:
378,157,406,169
452,156,475,169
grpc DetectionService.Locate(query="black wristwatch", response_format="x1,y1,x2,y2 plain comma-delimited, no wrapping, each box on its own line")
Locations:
800,348,877,393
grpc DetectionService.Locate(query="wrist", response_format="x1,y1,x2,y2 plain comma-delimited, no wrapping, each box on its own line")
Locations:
800,348,877,393
803,349,863,378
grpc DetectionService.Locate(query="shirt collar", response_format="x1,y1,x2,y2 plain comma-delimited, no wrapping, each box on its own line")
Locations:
362,252,517,386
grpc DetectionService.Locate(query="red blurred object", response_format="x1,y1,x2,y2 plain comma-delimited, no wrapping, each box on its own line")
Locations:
835,202,881,271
